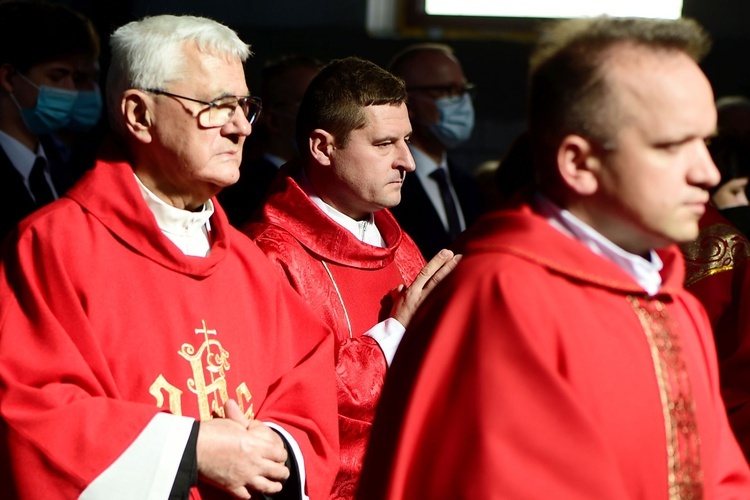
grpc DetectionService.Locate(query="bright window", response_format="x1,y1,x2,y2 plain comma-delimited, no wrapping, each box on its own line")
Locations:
425,0,683,20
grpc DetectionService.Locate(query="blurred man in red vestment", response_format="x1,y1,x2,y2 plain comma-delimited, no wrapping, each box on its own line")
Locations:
680,203,750,464
244,56,459,499
358,16,750,499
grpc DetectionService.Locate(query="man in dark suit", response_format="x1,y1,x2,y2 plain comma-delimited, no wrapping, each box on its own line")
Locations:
0,1,101,239
388,43,485,258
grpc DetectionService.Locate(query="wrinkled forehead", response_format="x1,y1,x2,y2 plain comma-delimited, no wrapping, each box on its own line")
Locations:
177,41,244,73
360,102,411,132
171,42,248,93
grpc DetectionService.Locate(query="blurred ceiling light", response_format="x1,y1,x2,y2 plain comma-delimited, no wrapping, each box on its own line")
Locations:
425,0,683,20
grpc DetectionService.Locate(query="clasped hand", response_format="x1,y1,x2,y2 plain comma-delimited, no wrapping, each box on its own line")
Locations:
197,399,290,499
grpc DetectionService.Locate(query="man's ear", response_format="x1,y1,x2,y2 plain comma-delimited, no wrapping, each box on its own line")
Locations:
0,64,15,93
121,89,154,144
309,129,335,166
556,134,602,196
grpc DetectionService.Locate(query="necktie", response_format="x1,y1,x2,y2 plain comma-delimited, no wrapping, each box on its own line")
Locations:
429,167,461,240
29,156,55,206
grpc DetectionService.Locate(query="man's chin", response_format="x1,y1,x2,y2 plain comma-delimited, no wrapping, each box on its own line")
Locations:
214,167,242,188
669,226,700,246
386,193,402,209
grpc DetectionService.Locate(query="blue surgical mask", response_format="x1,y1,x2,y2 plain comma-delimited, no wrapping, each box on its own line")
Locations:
12,73,77,135
429,93,475,149
67,89,103,132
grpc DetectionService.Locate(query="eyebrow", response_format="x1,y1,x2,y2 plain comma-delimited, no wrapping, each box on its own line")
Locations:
211,91,251,101
375,132,411,143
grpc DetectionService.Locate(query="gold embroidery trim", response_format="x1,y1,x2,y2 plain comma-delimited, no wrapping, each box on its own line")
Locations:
628,296,703,499
680,223,750,287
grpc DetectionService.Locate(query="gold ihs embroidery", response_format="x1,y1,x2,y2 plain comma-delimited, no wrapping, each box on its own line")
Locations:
236,383,255,420
150,374,183,415
149,320,254,421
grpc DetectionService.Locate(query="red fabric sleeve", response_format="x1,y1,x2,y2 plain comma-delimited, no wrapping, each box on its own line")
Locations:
0,225,160,497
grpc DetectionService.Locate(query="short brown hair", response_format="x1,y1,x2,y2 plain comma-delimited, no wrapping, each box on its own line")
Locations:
296,56,407,153
528,16,711,175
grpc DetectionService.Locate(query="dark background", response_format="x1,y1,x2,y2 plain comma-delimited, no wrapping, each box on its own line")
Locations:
54,0,750,173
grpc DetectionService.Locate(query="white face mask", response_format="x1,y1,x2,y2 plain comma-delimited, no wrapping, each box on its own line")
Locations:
429,93,475,149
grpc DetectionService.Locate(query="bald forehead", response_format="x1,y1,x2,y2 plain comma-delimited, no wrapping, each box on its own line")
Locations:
604,44,703,102
397,49,464,86
602,44,715,138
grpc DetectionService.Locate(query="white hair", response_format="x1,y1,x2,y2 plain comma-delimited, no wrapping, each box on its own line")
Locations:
106,14,251,134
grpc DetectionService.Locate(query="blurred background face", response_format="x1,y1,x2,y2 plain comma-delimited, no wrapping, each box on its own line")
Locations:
73,57,100,91
9,56,82,109
712,177,749,209
706,131,750,211
401,50,468,122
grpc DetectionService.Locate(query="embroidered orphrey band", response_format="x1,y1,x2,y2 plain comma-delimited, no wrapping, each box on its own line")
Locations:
628,296,703,499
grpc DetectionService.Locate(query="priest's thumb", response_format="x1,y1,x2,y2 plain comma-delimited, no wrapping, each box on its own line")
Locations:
224,398,251,429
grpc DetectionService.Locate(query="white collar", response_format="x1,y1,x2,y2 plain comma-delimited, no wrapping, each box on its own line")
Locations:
134,173,214,257
533,193,664,295
0,129,47,181
299,169,385,247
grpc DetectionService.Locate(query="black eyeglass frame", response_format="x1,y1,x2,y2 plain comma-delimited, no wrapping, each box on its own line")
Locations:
143,88,263,127
405,83,476,98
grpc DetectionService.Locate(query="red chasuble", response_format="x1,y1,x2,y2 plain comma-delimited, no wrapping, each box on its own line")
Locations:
0,157,338,499
244,162,425,499
683,205,750,463
359,203,750,500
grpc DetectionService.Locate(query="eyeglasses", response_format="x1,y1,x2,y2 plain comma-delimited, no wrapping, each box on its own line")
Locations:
406,83,476,98
144,88,263,128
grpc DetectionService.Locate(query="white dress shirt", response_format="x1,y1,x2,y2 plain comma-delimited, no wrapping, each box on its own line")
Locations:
0,129,58,200
409,144,467,232
533,193,664,295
